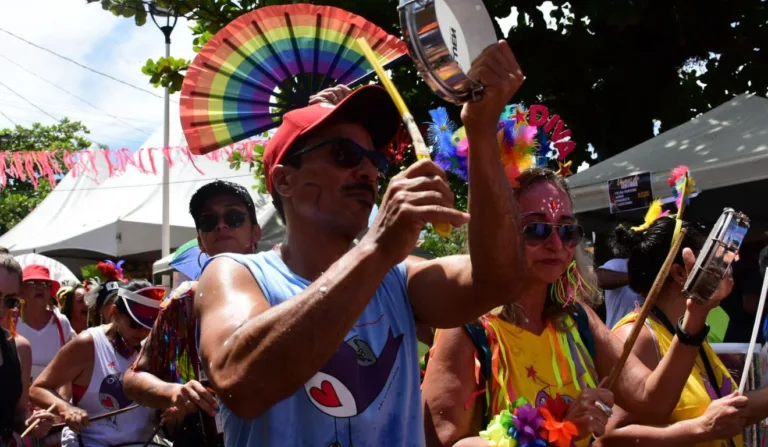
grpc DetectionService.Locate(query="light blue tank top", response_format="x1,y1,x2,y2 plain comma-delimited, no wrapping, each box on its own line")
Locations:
208,250,425,447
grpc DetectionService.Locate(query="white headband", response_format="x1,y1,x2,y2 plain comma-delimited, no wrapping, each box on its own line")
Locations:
117,288,163,309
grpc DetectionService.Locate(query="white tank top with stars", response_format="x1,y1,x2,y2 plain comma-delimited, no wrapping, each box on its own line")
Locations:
61,327,155,447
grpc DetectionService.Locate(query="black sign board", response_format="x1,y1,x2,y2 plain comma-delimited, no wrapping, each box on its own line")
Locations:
608,172,653,214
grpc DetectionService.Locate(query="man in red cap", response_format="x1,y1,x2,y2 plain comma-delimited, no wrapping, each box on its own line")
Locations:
16,264,75,382
197,41,526,445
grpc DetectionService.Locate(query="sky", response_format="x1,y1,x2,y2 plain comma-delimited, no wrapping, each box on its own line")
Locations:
0,0,196,150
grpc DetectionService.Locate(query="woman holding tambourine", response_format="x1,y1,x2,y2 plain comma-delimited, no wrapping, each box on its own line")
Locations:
420,109,733,447
598,212,768,447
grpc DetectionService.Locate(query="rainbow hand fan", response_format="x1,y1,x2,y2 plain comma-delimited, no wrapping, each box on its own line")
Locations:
181,4,409,155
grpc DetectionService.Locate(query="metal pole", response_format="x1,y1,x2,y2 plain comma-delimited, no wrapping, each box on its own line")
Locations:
161,39,171,260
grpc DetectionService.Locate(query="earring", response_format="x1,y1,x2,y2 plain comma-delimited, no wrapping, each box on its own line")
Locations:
197,251,204,268
550,261,595,307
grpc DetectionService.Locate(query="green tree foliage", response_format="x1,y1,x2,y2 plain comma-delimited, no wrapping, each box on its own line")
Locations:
0,119,91,235
94,0,766,164
94,0,766,253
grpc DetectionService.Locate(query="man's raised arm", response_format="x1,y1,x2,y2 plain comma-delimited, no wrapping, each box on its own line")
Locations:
407,41,526,328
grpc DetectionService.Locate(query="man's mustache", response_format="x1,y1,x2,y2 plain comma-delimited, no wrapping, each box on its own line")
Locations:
342,183,376,196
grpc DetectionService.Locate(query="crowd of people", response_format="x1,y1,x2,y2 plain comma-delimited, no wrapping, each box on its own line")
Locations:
0,41,766,447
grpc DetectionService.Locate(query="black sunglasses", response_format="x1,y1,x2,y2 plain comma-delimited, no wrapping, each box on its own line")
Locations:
288,138,389,176
3,297,19,309
523,222,584,248
198,209,247,233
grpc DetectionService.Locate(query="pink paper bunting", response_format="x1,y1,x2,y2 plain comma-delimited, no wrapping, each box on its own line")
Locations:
0,143,267,190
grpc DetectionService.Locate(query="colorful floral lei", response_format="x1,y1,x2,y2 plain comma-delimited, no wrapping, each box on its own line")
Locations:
480,395,578,447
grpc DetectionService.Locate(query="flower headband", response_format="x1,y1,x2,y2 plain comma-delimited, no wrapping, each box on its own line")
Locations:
81,260,126,309
427,104,577,186
630,165,696,232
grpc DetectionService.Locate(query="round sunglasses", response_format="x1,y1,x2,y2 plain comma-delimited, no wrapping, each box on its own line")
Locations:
523,222,584,248
197,209,247,233
288,138,390,176
24,280,51,288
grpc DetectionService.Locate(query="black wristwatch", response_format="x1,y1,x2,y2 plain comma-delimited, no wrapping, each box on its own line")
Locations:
676,316,710,346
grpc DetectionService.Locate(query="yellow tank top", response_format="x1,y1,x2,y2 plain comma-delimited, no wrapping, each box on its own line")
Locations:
479,315,598,447
614,312,744,447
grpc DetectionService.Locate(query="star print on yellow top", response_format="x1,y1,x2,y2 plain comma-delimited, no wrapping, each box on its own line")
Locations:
613,312,744,447
475,315,598,447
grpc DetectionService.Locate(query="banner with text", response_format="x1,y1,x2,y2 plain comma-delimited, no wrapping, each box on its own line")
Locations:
608,172,653,214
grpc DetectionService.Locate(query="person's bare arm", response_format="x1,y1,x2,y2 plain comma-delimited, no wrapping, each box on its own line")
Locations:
587,304,712,424
197,245,401,420
29,332,92,415
422,327,487,447
407,43,525,329
596,418,704,447
596,324,700,446
743,386,768,425
599,390,747,446
124,332,176,409
596,268,630,290
125,329,219,418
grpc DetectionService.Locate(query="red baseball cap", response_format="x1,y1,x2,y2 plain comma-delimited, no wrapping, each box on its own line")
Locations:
263,85,401,193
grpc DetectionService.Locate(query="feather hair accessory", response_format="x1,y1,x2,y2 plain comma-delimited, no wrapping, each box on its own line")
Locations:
427,103,576,187
631,200,670,232
629,166,696,233
427,107,466,180
668,165,696,212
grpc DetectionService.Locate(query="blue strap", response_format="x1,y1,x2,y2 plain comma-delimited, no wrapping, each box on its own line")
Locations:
464,323,492,384
464,323,492,425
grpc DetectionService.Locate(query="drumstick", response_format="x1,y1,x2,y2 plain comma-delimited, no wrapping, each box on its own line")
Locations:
604,224,687,390
21,403,56,438
50,404,140,430
355,38,452,237
739,267,768,393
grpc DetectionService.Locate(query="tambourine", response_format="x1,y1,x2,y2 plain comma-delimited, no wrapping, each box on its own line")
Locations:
683,208,750,304
398,0,497,104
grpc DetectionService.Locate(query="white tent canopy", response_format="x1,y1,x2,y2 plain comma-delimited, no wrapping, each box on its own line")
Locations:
14,253,78,284
0,109,283,259
568,93,768,213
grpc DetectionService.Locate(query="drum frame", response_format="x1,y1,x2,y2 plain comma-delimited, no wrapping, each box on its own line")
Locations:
398,0,488,104
683,208,750,304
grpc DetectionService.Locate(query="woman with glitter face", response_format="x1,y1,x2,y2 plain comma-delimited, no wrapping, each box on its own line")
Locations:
30,279,163,447
421,106,732,447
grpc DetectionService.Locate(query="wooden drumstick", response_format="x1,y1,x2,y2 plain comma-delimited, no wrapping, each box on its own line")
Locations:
50,404,139,430
604,224,687,390
356,37,453,237
21,403,56,438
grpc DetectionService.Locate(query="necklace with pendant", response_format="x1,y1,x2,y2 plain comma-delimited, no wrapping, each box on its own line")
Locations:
107,327,136,359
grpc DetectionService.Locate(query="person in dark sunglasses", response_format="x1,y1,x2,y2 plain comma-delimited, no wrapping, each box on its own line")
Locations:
0,254,55,444
30,279,162,447
123,180,262,447
195,43,530,445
